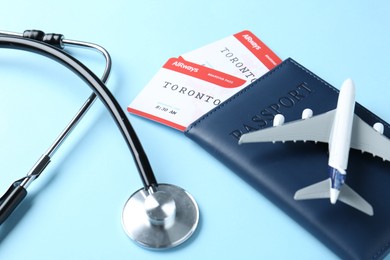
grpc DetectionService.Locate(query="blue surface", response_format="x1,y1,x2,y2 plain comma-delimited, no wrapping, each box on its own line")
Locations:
1,1,389,259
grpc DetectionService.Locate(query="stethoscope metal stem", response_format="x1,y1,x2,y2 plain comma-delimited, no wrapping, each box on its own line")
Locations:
45,92,97,158
45,38,112,158
0,32,113,189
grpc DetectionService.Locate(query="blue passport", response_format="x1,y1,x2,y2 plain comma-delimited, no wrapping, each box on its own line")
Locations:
185,58,390,260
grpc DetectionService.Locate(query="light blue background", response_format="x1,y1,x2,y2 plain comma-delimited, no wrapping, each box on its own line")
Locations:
1,1,389,259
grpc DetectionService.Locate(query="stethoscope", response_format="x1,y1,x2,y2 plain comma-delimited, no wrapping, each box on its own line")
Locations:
0,30,199,249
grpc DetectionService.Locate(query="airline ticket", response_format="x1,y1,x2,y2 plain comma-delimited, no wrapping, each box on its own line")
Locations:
128,30,281,131
181,30,281,83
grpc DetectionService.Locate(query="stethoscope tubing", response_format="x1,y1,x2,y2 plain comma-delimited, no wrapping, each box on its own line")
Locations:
0,35,158,189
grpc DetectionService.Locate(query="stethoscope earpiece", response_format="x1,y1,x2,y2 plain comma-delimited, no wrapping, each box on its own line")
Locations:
122,184,199,249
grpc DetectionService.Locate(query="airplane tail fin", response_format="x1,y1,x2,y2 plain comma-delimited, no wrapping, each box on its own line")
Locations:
338,184,373,216
294,179,374,216
294,179,330,200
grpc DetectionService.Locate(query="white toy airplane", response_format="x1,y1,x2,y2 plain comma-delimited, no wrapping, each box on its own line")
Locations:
239,79,390,216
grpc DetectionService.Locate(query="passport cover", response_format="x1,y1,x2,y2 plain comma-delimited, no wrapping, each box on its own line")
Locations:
185,58,390,260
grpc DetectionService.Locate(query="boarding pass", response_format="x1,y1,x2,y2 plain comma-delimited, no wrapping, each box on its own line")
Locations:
128,30,281,131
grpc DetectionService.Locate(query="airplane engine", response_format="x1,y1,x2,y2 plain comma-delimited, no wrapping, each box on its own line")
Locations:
302,108,313,119
273,114,285,126
373,122,384,134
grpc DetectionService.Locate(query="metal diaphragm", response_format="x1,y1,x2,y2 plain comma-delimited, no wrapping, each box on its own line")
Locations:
122,184,199,249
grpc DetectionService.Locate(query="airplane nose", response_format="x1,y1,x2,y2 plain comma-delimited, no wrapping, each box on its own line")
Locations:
341,78,355,94
330,188,340,204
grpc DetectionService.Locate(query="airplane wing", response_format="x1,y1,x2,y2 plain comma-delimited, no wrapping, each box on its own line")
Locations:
350,115,390,161
239,110,336,144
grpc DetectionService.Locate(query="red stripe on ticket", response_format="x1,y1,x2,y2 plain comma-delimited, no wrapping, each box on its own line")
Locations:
163,57,246,88
234,30,282,70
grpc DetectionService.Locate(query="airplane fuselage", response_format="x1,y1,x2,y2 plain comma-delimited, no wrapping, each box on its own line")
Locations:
327,79,356,203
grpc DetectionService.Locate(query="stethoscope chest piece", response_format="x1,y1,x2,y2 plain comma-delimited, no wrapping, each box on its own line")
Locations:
122,184,199,249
